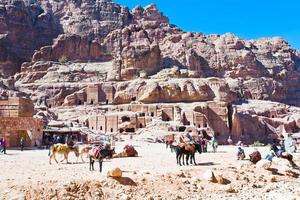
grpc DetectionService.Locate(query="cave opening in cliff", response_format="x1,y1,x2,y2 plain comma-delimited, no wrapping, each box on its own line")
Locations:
178,126,186,132
131,97,136,101
139,123,143,128
106,99,109,104
100,126,102,131
126,128,135,132
110,128,113,132
121,116,130,122
227,104,233,132
90,100,93,105
78,100,82,105
151,112,154,117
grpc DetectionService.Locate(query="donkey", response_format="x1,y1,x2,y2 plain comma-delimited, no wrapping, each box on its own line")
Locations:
89,146,115,172
175,143,202,166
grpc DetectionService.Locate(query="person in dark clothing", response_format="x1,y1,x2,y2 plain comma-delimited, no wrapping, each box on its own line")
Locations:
20,137,25,151
2,138,7,154
0,138,3,153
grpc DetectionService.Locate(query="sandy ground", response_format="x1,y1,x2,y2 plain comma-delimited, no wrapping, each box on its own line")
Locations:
0,139,300,200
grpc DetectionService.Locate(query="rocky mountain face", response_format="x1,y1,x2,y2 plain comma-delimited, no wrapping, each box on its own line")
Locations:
0,0,300,140
0,0,60,77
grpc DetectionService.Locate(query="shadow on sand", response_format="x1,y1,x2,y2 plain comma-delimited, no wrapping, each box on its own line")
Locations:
196,162,218,166
112,177,137,186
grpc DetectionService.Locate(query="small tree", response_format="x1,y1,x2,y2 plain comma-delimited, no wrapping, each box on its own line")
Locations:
58,55,68,63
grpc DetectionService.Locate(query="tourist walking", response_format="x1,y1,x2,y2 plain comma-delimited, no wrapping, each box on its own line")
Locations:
20,137,25,151
2,137,7,154
211,136,218,153
0,138,3,153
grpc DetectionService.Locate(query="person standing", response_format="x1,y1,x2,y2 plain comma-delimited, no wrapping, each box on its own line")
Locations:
237,147,245,160
0,138,3,153
2,137,6,154
227,136,233,145
20,137,25,151
211,136,218,153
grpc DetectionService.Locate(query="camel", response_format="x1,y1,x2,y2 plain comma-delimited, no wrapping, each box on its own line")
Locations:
175,143,202,166
49,144,80,164
89,146,115,172
113,145,138,158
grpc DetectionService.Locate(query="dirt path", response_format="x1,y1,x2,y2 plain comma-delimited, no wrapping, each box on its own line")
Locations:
0,141,299,199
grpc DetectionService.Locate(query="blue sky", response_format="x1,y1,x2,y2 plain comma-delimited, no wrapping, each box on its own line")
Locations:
114,0,300,50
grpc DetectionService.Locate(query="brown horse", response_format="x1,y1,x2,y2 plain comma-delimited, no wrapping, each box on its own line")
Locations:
175,143,202,165
49,144,80,164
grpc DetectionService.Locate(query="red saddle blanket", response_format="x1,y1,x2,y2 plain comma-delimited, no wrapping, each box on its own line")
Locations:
90,145,103,158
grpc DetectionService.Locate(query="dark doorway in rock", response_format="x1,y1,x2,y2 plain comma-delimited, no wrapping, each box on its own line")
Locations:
78,100,82,105
90,100,93,105
131,97,136,101
227,104,233,132
110,128,113,132
106,99,109,105
100,126,102,131
139,123,143,128
119,128,124,133
151,112,154,117
178,126,186,132
126,128,135,132
121,116,130,122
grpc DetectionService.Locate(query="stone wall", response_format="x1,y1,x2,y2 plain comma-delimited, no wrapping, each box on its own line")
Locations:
86,83,115,105
0,97,34,117
0,117,43,147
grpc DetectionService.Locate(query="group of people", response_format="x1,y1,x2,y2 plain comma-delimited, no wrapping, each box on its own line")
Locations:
0,137,25,154
236,139,293,163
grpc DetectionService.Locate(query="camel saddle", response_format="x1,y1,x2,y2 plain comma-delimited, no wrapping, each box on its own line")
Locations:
124,145,137,157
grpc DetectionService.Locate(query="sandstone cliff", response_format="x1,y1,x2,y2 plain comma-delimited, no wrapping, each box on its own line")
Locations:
0,0,299,143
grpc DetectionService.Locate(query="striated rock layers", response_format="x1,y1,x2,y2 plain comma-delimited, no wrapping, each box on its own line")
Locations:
0,0,60,77
0,0,299,143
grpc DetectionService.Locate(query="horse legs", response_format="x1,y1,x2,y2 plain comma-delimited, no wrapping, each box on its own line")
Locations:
89,156,93,171
186,154,189,165
53,153,58,164
99,158,103,173
192,153,197,165
177,152,182,166
176,151,179,165
181,154,185,166
63,153,69,164
81,153,85,163
49,153,53,165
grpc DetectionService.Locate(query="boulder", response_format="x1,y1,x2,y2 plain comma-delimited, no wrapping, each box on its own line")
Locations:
107,168,122,178
202,170,217,183
256,159,272,170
